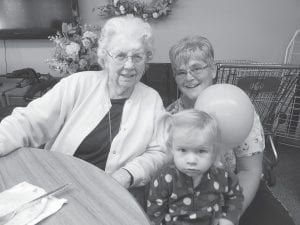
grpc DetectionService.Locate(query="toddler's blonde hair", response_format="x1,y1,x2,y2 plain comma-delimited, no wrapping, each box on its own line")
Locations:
168,109,220,155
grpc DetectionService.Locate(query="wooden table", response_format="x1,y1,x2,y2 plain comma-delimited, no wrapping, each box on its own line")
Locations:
0,148,150,225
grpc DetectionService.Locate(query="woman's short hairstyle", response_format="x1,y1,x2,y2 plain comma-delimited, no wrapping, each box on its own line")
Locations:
169,35,215,72
97,15,154,67
168,109,219,152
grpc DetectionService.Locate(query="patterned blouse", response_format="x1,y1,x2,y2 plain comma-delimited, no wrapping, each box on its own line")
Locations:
166,99,265,172
147,165,244,225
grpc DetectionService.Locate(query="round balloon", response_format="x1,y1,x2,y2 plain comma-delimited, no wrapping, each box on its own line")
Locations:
194,83,254,148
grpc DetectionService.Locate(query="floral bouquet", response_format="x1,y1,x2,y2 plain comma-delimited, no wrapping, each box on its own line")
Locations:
47,18,101,76
93,0,176,21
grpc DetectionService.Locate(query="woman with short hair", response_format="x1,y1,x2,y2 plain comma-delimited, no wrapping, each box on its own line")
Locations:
166,35,295,225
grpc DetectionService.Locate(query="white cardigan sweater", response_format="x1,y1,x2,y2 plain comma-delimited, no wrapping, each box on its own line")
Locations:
0,71,171,186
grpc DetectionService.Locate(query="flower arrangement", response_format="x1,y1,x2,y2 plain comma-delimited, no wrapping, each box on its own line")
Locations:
93,0,177,21
47,18,102,76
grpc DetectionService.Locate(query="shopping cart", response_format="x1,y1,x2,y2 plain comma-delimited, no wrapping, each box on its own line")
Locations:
215,63,300,186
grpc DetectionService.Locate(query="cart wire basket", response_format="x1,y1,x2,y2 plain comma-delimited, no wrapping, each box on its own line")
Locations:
216,63,300,186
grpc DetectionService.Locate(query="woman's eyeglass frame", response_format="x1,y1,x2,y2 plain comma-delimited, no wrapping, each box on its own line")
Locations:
174,64,210,78
106,50,147,65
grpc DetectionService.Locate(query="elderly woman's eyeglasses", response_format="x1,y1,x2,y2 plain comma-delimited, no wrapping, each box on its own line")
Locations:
107,51,146,65
175,65,210,78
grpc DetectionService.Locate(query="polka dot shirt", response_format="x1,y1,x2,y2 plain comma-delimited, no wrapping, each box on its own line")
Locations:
147,165,244,225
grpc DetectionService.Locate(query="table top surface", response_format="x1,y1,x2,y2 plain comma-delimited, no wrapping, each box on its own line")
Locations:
0,148,150,225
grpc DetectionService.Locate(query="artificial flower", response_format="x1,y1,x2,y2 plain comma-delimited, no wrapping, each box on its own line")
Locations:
82,38,92,48
93,0,177,21
83,31,98,40
65,42,80,56
120,5,125,14
47,18,101,76
152,12,159,18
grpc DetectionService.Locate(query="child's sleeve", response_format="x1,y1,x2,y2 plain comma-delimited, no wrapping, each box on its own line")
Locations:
147,170,172,225
221,171,244,225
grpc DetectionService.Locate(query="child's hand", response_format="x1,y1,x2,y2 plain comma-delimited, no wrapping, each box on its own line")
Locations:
218,218,234,225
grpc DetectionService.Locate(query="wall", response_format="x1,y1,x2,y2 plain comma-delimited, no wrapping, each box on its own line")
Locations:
0,0,300,75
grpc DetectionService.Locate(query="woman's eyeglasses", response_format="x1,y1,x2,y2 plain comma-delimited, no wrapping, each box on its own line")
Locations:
175,65,210,78
107,51,146,65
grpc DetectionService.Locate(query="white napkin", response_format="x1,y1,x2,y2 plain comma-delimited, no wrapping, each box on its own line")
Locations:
0,182,67,225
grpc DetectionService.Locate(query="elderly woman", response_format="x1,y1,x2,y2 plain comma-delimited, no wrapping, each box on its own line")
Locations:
0,15,171,206
166,35,295,225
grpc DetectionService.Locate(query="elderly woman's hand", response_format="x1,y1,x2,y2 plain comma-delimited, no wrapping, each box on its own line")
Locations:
111,168,132,188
